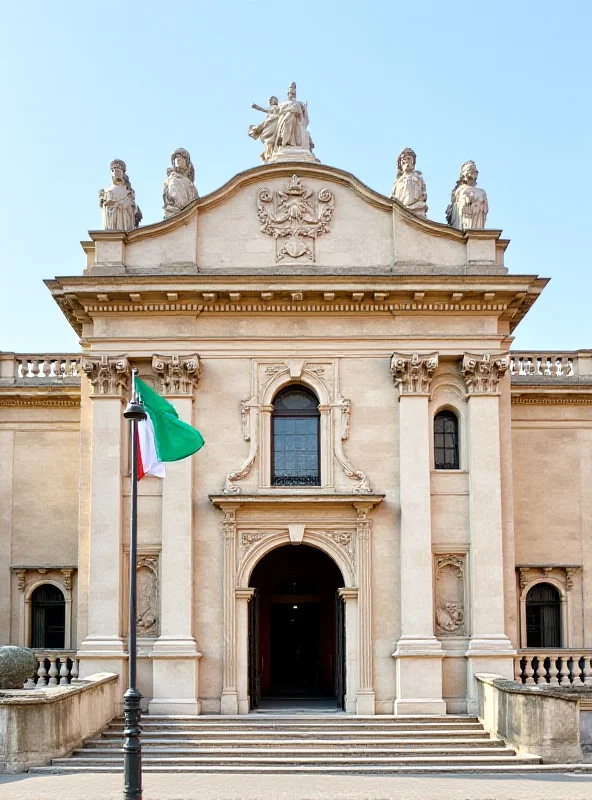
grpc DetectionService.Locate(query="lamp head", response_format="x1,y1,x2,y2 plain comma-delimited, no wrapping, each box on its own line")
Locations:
123,400,147,421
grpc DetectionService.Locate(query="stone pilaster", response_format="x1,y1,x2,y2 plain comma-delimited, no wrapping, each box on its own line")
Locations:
461,353,515,712
220,503,240,714
338,587,359,713
78,355,130,703
354,503,375,714
391,352,445,715
149,355,202,715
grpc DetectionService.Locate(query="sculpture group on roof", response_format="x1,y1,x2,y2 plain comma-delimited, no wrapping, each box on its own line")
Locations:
98,83,488,232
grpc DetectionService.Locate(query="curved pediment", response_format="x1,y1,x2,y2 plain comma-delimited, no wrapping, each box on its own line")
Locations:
86,162,507,277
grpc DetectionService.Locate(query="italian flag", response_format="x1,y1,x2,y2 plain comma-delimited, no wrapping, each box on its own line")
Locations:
135,377,205,480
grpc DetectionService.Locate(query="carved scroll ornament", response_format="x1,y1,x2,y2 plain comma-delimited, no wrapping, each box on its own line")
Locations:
391,352,439,394
152,353,200,395
82,354,130,396
461,352,509,394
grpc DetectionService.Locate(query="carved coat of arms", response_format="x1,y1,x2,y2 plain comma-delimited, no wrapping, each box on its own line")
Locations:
256,175,334,262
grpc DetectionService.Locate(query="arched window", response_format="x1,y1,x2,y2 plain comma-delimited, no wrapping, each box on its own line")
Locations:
434,410,459,470
31,584,65,649
526,583,561,648
272,385,320,486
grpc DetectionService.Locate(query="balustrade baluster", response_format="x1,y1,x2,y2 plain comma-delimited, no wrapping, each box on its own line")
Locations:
23,669,37,689
59,657,70,685
37,659,48,686
558,657,571,685
71,658,79,680
524,656,535,684
514,658,523,682
48,657,59,686
533,656,545,684
41,359,51,377
585,658,592,687
548,655,559,685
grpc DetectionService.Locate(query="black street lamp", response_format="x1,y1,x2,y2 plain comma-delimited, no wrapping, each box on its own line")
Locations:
122,370,147,800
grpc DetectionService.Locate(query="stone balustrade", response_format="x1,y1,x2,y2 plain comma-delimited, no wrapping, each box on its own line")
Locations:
23,652,79,688
510,350,592,379
0,352,81,382
515,650,592,686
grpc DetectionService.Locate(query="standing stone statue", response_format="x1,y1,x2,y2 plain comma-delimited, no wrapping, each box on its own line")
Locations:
446,160,489,229
163,148,198,218
392,148,428,217
249,96,280,162
99,159,142,230
249,82,317,163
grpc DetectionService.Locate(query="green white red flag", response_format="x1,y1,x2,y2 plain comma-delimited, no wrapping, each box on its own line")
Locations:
135,377,204,480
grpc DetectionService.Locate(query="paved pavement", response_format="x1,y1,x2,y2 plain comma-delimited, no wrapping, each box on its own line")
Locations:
1,772,592,799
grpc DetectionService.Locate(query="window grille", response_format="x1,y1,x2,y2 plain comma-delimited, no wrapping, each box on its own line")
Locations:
272,386,320,486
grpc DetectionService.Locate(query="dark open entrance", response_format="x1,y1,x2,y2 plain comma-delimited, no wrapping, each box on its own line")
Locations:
249,544,345,708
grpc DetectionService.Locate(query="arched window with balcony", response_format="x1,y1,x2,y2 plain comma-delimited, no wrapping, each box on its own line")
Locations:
526,582,561,648
272,385,320,486
30,584,66,649
434,409,459,470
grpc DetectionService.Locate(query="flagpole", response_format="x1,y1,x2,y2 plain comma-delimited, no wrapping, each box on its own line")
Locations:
123,368,147,800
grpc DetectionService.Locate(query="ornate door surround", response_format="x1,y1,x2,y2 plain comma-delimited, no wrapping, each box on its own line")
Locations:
210,493,383,715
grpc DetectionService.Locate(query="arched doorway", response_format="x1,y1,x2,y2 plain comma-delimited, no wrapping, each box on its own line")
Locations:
249,544,345,709
526,582,561,648
30,584,66,649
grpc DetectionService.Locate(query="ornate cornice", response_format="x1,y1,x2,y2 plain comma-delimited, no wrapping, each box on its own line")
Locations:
391,351,439,394
81,354,130,397
512,395,592,405
0,396,80,407
461,352,509,394
152,354,200,395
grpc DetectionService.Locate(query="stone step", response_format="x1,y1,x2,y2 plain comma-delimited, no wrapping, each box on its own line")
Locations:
84,736,502,749
50,753,540,767
145,714,479,721
29,764,592,775
107,722,485,732
102,727,490,739
75,745,512,757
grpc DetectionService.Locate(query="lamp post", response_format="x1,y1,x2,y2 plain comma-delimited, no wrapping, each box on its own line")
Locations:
122,369,146,800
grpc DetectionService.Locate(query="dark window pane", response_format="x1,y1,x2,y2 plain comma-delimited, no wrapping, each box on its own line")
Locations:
272,385,320,485
434,411,459,470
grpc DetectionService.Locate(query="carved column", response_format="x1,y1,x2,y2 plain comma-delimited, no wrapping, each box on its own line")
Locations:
149,354,202,715
461,353,515,712
338,587,359,713
78,355,130,697
391,352,445,715
220,502,240,714
236,587,255,714
354,505,375,714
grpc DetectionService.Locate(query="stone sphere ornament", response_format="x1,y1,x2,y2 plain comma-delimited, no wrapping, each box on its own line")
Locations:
0,645,37,689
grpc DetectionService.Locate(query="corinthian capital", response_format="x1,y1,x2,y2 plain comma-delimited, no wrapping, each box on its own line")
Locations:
152,353,200,395
461,352,509,394
391,352,438,394
81,354,130,396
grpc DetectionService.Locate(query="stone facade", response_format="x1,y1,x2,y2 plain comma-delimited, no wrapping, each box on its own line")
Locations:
1,160,591,716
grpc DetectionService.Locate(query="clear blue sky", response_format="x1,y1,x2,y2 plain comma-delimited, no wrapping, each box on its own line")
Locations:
1,1,590,352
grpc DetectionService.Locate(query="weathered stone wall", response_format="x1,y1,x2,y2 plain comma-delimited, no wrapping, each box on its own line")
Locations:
0,672,117,772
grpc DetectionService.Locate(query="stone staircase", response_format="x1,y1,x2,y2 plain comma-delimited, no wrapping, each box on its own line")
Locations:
28,713,570,774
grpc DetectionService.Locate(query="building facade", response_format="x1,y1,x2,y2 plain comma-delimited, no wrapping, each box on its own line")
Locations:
1,157,591,716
